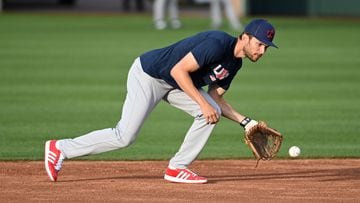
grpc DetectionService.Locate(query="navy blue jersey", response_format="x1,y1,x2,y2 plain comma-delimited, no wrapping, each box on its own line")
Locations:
140,31,243,90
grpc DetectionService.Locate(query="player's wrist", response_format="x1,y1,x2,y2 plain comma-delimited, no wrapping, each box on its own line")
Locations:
240,117,251,127
240,117,258,132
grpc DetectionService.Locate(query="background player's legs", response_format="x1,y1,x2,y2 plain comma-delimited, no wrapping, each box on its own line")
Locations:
59,58,172,159
222,0,242,30
163,89,221,169
168,0,181,29
153,0,167,29
210,0,222,29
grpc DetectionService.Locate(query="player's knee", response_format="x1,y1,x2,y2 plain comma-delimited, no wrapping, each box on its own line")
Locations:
119,135,136,147
114,125,138,147
193,103,222,120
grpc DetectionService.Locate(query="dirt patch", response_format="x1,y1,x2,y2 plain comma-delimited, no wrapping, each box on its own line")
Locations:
1,159,359,202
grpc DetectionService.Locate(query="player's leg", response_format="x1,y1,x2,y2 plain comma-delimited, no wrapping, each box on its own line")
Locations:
164,88,221,168
168,0,181,29
45,58,172,181
163,88,221,183
58,58,171,158
210,0,222,29
153,0,167,30
222,0,242,30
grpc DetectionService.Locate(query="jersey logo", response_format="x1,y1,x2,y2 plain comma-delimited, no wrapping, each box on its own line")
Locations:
213,65,229,80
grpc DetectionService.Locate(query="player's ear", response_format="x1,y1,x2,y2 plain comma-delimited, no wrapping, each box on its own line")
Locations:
239,32,246,40
241,33,251,43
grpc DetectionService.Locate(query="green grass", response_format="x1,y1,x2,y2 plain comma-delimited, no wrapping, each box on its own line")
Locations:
0,13,359,160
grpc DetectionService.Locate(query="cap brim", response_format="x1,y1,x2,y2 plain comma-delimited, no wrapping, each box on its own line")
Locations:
263,40,278,48
255,36,278,48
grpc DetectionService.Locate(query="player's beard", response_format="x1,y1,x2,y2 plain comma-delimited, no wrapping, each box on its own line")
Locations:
244,42,262,62
245,52,258,62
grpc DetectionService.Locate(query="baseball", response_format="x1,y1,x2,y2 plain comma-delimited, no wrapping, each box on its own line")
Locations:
289,146,301,157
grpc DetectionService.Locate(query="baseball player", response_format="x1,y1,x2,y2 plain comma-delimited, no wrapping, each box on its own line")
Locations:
45,19,277,184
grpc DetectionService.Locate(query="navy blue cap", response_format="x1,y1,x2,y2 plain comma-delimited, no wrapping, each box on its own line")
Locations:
244,19,278,48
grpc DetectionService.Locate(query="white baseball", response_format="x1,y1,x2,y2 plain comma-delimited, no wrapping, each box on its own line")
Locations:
289,146,301,157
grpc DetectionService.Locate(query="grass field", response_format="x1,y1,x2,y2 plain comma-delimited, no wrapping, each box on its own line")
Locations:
0,13,359,160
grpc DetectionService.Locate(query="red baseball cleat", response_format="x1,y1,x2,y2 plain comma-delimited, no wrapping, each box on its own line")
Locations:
164,167,207,184
45,140,63,182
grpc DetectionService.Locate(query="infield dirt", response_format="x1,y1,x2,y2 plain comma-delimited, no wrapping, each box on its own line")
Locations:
1,159,359,202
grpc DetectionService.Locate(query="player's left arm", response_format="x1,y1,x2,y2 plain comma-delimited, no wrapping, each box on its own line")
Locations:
208,84,259,130
208,84,246,123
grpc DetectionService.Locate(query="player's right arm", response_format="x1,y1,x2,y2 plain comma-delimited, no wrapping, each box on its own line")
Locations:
170,52,220,124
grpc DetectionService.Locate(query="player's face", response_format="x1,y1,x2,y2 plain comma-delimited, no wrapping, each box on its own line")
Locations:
244,36,268,62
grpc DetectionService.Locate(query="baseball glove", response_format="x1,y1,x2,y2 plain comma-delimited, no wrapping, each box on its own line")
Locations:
244,121,283,167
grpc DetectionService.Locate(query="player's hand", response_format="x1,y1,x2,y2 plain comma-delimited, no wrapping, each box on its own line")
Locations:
200,103,220,124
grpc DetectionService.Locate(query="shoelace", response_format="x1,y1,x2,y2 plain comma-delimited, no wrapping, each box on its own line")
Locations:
184,169,198,177
54,155,64,171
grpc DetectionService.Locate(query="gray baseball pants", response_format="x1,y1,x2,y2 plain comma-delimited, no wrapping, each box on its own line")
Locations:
58,57,221,169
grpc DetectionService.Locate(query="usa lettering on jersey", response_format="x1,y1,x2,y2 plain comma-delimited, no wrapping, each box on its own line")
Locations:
210,65,229,82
